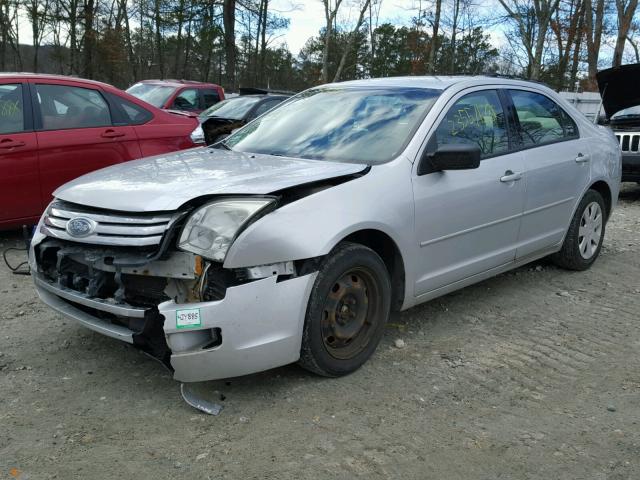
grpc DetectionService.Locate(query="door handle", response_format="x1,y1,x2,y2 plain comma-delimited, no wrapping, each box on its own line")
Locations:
500,170,522,182
101,129,125,138
0,139,26,149
575,153,590,163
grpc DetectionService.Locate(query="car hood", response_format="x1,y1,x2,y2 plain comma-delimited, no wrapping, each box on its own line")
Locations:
596,63,640,119
54,148,368,212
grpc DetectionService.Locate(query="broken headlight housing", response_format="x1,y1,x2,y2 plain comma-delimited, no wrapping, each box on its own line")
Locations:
177,198,274,262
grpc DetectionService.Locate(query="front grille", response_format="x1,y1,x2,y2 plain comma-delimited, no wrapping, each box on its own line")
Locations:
41,201,178,247
37,240,170,310
615,132,640,153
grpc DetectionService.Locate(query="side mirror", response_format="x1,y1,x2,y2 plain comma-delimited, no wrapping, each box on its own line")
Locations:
417,144,481,175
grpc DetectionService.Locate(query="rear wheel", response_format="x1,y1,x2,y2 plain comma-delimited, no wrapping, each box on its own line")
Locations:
551,189,606,271
299,242,391,377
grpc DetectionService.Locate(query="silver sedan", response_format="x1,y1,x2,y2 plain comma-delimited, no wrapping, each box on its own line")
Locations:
31,76,621,382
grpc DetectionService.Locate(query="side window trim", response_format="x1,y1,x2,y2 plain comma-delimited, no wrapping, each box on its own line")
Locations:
29,82,43,131
505,88,580,151
32,83,114,131
497,88,519,153
21,82,34,132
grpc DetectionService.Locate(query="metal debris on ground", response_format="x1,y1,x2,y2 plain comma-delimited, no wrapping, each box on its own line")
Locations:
180,383,223,416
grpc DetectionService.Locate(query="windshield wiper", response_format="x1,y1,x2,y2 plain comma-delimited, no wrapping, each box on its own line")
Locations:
213,141,232,150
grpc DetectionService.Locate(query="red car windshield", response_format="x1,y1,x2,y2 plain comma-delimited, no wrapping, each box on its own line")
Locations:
126,83,175,108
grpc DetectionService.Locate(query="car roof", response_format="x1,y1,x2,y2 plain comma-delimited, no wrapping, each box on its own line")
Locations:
135,79,221,88
0,72,116,89
330,75,552,91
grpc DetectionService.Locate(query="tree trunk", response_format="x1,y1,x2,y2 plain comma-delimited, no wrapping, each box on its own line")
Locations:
426,0,441,74
83,0,96,78
259,0,268,84
321,0,343,83
612,0,639,67
154,0,165,78
584,0,605,88
568,3,585,89
333,0,371,82
173,0,185,77
122,0,138,81
223,0,236,90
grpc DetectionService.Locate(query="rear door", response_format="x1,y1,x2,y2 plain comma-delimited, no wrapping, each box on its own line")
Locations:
33,81,140,203
0,81,41,224
506,89,590,258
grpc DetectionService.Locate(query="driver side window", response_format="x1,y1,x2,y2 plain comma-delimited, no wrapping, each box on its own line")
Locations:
434,90,509,159
172,88,199,111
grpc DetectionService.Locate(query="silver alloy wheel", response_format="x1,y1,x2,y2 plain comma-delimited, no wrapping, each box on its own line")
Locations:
578,201,603,259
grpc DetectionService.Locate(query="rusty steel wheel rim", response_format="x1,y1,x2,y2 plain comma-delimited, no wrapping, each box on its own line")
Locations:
320,267,382,360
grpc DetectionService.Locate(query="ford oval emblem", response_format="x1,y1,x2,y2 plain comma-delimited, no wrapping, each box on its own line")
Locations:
66,217,96,238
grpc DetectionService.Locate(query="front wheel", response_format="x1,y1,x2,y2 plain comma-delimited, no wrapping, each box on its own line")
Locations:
299,242,391,377
551,189,607,271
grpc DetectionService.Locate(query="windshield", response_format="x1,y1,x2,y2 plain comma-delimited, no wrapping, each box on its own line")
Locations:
223,87,441,164
612,105,640,118
200,96,262,120
126,83,175,108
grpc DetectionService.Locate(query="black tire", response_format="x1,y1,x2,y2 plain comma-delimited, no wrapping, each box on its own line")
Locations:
551,189,607,271
299,242,391,377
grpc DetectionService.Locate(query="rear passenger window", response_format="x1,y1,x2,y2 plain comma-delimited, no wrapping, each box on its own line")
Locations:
250,98,284,119
201,89,220,109
36,84,111,130
509,90,578,147
434,90,509,159
0,84,25,134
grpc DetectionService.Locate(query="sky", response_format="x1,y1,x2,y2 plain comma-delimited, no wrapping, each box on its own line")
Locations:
16,0,500,55
266,0,438,54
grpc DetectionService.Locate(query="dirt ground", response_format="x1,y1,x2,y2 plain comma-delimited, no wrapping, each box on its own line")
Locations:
1,185,639,480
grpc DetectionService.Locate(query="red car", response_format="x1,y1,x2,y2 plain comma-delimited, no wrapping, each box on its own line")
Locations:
0,73,204,229
126,79,225,113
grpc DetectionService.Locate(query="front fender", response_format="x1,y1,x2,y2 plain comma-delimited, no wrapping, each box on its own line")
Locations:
223,159,417,275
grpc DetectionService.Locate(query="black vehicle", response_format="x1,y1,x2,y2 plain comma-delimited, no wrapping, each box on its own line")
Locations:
597,63,640,182
199,93,290,145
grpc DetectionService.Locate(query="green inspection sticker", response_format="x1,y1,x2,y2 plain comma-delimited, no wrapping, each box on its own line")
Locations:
176,308,202,329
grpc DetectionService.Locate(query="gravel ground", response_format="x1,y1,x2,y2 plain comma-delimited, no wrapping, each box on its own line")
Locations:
1,184,639,480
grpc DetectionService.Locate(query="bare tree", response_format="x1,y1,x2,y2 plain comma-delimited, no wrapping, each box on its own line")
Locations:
23,0,50,71
333,0,372,82
223,0,236,89
583,0,606,88
320,0,344,83
498,0,562,79
612,0,639,66
426,0,441,73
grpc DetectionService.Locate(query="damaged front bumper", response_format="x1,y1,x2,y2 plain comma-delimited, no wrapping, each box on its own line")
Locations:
31,236,317,382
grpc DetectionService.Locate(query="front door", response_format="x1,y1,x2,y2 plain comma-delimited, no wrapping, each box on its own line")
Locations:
412,88,526,296
0,82,41,224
